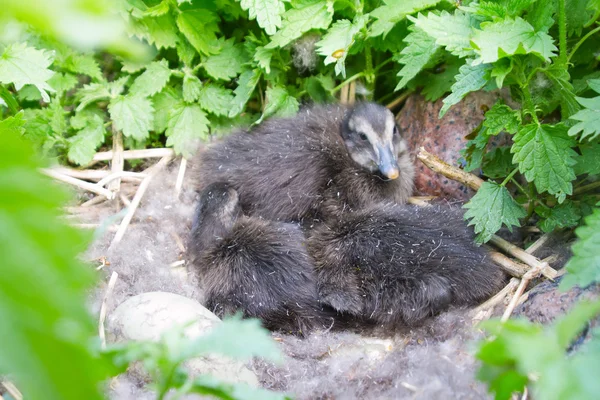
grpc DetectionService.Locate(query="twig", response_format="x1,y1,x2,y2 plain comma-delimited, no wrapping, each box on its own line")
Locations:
340,84,350,104
81,195,107,207
175,157,187,198
1,381,23,400
574,180,600,195
490,235,557,280
108,156,172,249
348,81,356,104
71,223,119,232
416,147,484,190
42,169,115,200
387,91,412,111
108,129,124,192
472,278,520,323
525,233,552,255
51,166,109,181
93,148,175,161
97,171,146,188
489,251,529,277
99,271,119,348
119,193,131,207
501,263,545,322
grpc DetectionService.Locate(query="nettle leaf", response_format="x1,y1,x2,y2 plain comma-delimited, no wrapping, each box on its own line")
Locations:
408,11,475,58
0,43,55,102
416,58,462,101
394,27,440,91
369,0,443,38
482,147,515,179
152,87,181,133
240,0,285,35
76,77,128,111
143,0,170,17
536,201,582,233
568,79,600,141
198,84,234,116
316,16,367,78
177,37,197,66
265,0,334,49
59,53,102,80
544,67,580,119
48,98,67,136
526,0,556,32
561,208,600,289
0,111,26,136
108,95,154,141
129,60,172,97
464,181,526,243
67,114,106,166
129,14,179,49
183,74,203,103
460,127,489,172
491,58,513,88
254,46,274,73
258,85,299,123
566,0,595,36
177,10,220,55
471,17,557,65
483,101,520,135
229,69,261,117
203,39,248,81
48,73,78,95
512,124,577,203
166,103,209,158
574,142,600,175
440,62,491,117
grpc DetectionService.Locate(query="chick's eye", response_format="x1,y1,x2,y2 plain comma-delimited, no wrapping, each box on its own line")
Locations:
359,133,368,141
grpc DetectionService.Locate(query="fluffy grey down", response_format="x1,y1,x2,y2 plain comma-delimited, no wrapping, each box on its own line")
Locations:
85,165,492,400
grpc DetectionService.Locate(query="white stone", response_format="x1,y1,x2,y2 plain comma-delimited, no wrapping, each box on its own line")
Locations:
108,291,259,386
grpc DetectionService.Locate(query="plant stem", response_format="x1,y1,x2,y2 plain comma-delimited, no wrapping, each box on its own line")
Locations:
331,72,365,94
501,168,519,187
568,24,600,63
522,88,539,124
558,0,567,66
511,177,529,198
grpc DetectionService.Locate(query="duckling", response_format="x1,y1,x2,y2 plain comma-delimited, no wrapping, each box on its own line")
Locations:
187,182,334,335
307,203,505,328
194,102,414,225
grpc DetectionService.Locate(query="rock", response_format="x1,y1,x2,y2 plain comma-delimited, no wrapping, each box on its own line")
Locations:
398,91,512,200
108,291,259,387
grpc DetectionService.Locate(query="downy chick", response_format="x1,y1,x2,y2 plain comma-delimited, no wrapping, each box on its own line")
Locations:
307,203,505,329
188,182,334,335
194,102,415,225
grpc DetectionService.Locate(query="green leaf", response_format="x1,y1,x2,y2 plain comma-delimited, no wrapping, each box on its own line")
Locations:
203,39,248,81
60,53,102,80
166,103,209,158
512,124,577,202
265,0,334,49
0,111,26,136
48,98,67,136
561,208,600,289
460,127,489,172
229,69,260,117
417,59,462,101
483,101,520,135
316,16,367,77
177,10,220,56
67,114,106,166
369,0,443,38
48,73,78,95
568,79,600,141
408,11,475,58
152,87,181,133
525,0,556,31
76,83,111,111
544,67,581,119
143,0,170,16
440,62,491,118
239,0,285,35
470,17,557,64
108,95,154,141
464,181,526,243
574,142,600,175
482,147,515,179
258,85,299,123
536,201,582,233
490,58,513,88
566,0,595,36
394,27,440,91
177,36,197,66
254,46,274,74
183,74,203,103
129,14,179,49
0,130,108,400
0,43,55,102
129,60,172,97
198,84,234,116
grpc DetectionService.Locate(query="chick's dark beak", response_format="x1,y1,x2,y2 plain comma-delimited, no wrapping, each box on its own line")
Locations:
376,144,399,180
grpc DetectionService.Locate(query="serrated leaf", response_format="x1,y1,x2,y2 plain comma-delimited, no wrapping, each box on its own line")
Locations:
512,124,577,202
416,59,461,101
177,36,197,67
61,53,102,80
152,87,181,133
67,115,106,165
0,43,55,102
240,0,285,35
482,147,515,179
561,208,600,289
574,142,600,175
166,103,209,158
316,16,366,77
129,14,179,49
265,0,334,49
203,39,248,81
536,201,581,233
490,58,513,88
471,17,557,64
526,0,556,32
483,101,520,135
440,62,491,118
76,83,111,111
108,95,154,141
544,67,581,119
568,80,600,141
143,0,170,16
129,60,172,97
198,84,234,116
258,85,299,123
48,73,78,95
464,182,526,243
48,98,67,136
370,0,443,37
566,0,595,36
229,69,260,117
395,27,440,91
460,127,489,172
409,11,475,58
254,46,274,73
0,111,26,136
177,10,220,56
183,74,203,103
